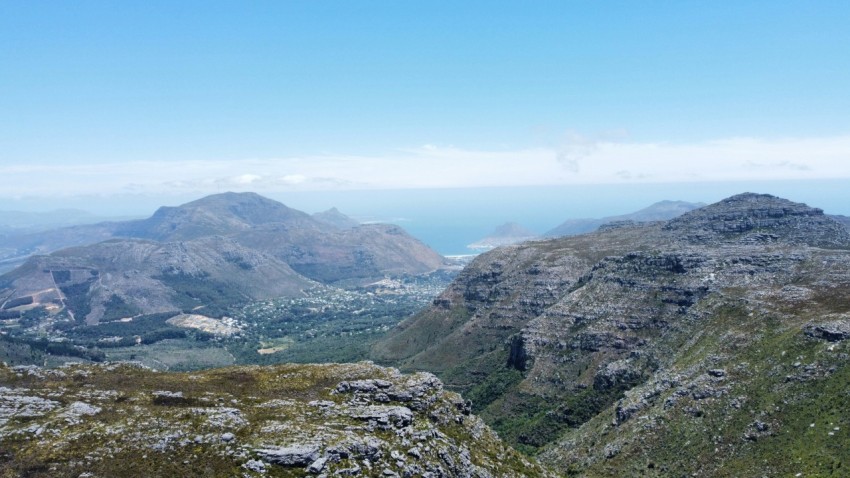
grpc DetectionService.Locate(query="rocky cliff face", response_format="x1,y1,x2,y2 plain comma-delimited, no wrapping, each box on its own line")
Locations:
663,193,850,248
372,193,850,475
0,361,551,478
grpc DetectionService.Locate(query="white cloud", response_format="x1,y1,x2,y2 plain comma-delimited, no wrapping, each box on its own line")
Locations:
233,174,262,185
555,131,599,173
2,134,849,198
279,174,306,185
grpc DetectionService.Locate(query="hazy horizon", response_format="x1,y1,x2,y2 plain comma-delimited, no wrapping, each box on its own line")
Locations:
2,2,849,215
4,180,850,256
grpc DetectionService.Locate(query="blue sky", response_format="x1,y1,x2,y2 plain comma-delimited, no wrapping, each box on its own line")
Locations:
1,1,849,220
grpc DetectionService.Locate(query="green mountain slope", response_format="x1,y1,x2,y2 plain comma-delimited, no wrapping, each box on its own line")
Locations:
372,193,850,475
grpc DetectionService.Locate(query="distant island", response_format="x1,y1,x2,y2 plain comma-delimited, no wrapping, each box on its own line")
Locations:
467,222,538,251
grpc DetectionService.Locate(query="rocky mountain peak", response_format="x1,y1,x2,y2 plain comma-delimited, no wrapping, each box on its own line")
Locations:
0,192,446,322
491,222,536,238
116,192,315,242
663,192,850,248
161,191,310,225
312,207,360,229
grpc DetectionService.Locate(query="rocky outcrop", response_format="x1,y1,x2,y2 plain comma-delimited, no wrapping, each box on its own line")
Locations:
663,193,850,248
804,316,850,342
0,362,550,478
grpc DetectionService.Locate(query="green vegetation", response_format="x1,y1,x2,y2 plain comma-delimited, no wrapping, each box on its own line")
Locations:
62,312,187,348
17,307,50,328
99,294,142,322
58,280,93,321
0,335,44,365
490,387,629,455
0,334,104,363
104,340,236,370
156,272,249,317
1,296,33,309
0,310,19,320
541,285,850,477
449,349,524,413
50,270,71,283
0,273,453,372
456,346,640,456
77,312,178,337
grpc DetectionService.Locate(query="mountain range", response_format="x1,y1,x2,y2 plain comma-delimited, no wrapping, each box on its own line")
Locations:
372,193,850,476
3,191,850,476
0,192,444,324
544,200,707,237
0,209,119,235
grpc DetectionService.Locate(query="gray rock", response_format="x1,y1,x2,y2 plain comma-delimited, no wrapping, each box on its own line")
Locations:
336,379,393,394
603,443,621,459
256,445,320,466
593,360,643,391
242,459,267,472
0,389,60,422
60,401,102,424
308,456,328,474
350,406,414,428
804,319,850,342
335,463,362,475
663,193,850,248
691,386,728,400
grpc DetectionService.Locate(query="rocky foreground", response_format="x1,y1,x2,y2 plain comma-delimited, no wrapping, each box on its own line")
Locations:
0,362,550,477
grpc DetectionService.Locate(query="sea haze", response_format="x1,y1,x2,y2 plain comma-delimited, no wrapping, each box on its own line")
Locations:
306,180,850,255
5,179,850,256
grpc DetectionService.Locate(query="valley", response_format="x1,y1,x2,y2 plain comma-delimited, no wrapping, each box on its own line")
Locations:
371,193,850,476
0,192,453,368
5,4,847,475
1,271,457,371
